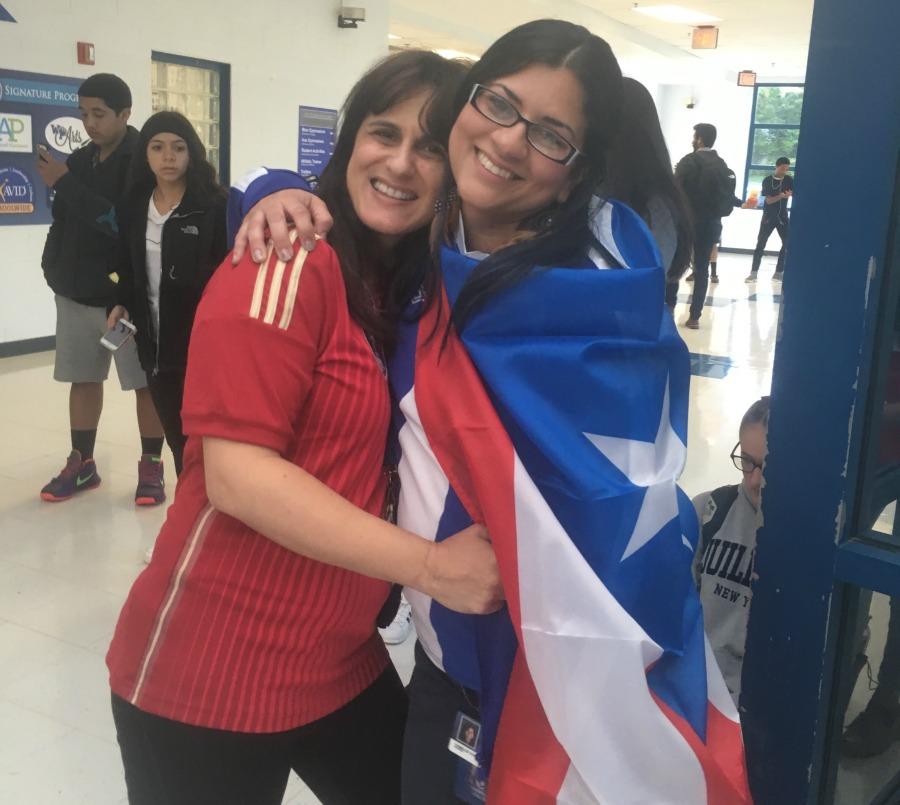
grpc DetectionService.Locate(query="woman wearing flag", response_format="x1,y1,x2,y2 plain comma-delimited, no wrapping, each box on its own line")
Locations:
105,51,504,805
235,20,750,804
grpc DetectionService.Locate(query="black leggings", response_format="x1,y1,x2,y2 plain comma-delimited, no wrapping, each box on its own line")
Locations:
146,370,186,475
112,666,407,805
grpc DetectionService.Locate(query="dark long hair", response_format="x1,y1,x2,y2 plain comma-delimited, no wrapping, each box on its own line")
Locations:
127,111,225,205
434,19,624,332
602,78,693,281
316,50,466,350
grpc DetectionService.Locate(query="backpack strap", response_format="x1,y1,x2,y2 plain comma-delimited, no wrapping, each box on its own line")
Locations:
700,484,741,554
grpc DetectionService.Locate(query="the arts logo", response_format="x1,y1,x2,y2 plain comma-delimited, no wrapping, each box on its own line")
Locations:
45,116,87,154
0,167,35,214
0,112,32,152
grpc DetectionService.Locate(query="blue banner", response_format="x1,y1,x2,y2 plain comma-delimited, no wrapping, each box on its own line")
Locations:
297,105,336,182
0,68,86,226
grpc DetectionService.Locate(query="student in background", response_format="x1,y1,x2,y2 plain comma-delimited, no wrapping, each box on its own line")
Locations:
36,73,166,505
674,123,737,329
694,396,769,704
108,111,228,476
746,156,793,283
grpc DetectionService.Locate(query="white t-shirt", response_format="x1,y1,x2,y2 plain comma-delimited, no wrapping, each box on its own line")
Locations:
146,197,174,338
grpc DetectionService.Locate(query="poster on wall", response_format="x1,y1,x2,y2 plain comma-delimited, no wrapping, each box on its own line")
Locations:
297,106,337,185
0,68,88,226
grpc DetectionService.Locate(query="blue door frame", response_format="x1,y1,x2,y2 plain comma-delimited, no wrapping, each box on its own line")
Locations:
739,1,900,803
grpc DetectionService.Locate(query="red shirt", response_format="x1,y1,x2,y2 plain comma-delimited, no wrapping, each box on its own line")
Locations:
107,238,391,733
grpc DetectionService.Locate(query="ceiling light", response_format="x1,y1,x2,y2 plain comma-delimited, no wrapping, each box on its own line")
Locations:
632,4,722,25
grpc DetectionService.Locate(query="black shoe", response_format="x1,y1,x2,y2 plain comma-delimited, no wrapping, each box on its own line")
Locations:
710,275,720,284
842,699,900,758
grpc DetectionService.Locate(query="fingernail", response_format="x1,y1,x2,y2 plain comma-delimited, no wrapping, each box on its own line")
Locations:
252,250,264,263
279,248,293,261
302,239,315,252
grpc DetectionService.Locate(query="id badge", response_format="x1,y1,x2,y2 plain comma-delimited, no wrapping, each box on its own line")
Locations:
449,712,486,803
447,711,481,766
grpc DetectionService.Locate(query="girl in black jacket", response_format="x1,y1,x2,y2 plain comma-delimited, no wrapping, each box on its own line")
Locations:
109,111,227,475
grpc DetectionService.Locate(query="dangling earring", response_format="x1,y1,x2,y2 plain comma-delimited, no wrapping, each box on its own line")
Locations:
435,186,458,214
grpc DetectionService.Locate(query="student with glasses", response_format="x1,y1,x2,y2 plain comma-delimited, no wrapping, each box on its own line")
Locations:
693,396,769,705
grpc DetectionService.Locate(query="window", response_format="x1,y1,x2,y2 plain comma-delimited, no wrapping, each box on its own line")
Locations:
744,84,804,198
150,52,230,185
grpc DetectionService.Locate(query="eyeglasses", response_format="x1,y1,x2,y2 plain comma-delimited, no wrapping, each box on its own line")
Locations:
730,442,764,474
467,84,582,166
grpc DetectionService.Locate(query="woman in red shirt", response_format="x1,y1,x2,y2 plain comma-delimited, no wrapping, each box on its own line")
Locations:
106,51,502,805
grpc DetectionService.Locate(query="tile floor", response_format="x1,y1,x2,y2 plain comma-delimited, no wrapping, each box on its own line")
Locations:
0,253,865,804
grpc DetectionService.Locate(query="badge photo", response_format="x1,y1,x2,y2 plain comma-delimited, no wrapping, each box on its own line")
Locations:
447,711,481,766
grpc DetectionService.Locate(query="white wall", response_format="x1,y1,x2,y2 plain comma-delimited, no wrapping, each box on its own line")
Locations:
655,78,765,250
1,0,389,346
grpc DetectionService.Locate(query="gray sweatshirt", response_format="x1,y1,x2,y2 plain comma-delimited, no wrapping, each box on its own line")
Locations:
692,485,762,705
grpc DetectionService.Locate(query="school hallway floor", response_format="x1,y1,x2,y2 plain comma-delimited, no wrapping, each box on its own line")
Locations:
0,252,889,803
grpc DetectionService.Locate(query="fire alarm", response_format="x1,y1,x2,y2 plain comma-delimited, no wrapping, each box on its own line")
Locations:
77,42,95,65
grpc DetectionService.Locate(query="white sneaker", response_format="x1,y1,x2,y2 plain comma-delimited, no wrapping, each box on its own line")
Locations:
379,595,412,645
745,274,758,283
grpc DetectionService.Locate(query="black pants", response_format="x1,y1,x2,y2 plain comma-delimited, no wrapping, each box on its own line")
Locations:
147,370,186,475
750,216,789,274
112,666,407,805
689,217,723,321
402,642,481,805
664,278,679,310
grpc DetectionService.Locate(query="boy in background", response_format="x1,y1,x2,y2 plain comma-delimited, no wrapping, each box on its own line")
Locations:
693,397,769,704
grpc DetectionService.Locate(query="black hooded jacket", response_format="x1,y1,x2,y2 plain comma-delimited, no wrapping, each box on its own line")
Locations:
41,127,140,306
115,183,227,373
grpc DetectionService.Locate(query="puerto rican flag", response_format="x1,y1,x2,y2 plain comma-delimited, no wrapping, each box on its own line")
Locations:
395,200,750,804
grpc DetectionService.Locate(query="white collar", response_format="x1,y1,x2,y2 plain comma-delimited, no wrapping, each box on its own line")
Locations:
454,214,488,261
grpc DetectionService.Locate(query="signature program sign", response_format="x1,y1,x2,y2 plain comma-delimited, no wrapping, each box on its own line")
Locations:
0,68,83,225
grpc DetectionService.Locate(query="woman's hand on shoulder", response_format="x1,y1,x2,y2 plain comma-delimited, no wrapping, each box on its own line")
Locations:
232,189,335,265
421,524,505,615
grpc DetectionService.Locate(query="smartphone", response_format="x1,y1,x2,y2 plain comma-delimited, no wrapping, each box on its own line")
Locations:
100,318,137,351
36,143,50,161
